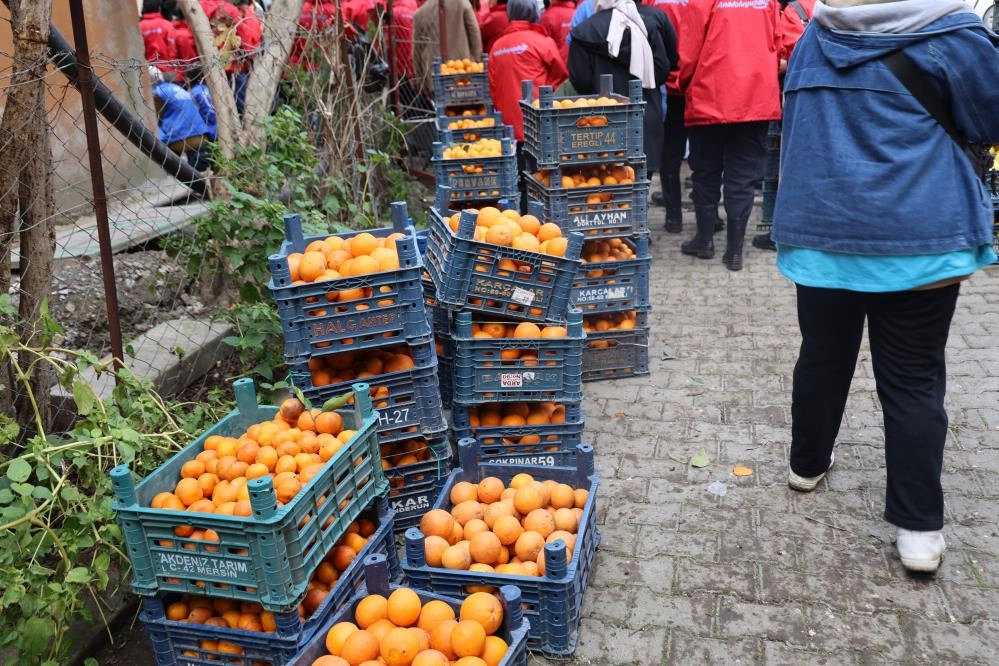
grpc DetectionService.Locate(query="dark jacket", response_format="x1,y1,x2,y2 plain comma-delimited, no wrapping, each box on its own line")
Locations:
567,5,678,171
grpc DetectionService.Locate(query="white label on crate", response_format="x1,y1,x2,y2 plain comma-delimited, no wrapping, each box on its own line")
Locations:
391,495,431,514
499,373,526,388
511,287,535,305
379,408,411,426
158,553,249,579
575,285,633,303
492,455,557,466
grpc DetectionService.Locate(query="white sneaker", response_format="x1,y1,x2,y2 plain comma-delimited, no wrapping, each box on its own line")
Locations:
896,528,945,573
788,453,834,492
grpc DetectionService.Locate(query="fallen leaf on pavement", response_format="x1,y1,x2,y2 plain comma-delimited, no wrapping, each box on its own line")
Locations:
732,466,753,477
690,448,710,468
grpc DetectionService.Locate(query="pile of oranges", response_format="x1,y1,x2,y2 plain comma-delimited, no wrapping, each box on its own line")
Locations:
288,231,407,285
382,437,438,478
445,207,568,257
165,515,377,653
529,96,620,109
439,58,485,75
467,320,567,340
418,473,587,579
461,402,569,447
446,117,495,131
443,104,488,118
441,138,505,161
583,311,639,346
149,397,355,526
307,344,417,389
581,239,636,276
312,589,507,666
533,164,636,190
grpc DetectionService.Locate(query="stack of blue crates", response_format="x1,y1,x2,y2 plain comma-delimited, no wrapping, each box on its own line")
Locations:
986,168,998,262
423,192,589,467
267,204,452,533
110,379,402,665
431,56,519,209
519,76,651,382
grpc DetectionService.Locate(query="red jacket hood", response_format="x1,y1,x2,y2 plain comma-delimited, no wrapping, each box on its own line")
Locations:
501,20,549,38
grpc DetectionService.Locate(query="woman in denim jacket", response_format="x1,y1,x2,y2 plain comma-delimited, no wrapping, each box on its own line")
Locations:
771,0,999,573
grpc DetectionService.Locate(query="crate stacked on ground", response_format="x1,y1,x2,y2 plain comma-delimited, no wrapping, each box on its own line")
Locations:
987,162,998,261
519,76,652,382
424,197,590,465
111,379,400,664
402,437,600,657
291,552,531,665
267,205,452,533
432,56,520,209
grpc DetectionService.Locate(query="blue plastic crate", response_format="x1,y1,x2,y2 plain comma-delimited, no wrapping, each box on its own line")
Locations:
432,135,519,203
433,56,491,106
435,100,496,133
286,340,445,442
402,438,599,657
423,199,583,323
268,205,432,358
290,553,530,665
582,309,649,381
438,114,509,143
451,310,585,404
572,236,651,314
111,380,386,611
525,167,650,239
383,438,454,533
520,75,645,169
758,120,781,232
140,496,400,666
449,401,584,465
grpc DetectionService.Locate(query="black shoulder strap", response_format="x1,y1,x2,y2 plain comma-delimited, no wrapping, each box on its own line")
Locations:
881,49,986,176
788,0,809,24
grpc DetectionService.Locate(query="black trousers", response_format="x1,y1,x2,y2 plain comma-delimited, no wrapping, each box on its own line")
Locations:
790,283,960,531
687,121,768,223
661,94,687,214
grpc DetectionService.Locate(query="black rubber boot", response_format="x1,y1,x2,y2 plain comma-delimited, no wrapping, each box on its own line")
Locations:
752,231,776,251
723,217,748,271
664,207,683,234
681,206,716,259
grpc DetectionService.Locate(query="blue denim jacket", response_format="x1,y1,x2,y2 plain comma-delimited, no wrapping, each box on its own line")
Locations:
772,14,999,255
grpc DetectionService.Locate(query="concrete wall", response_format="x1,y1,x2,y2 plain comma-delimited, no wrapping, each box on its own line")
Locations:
0,1,156,217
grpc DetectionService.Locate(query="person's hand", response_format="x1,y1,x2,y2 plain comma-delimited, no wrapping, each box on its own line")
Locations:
779,58,788,75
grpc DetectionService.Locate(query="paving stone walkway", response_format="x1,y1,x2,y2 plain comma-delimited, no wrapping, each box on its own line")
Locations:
532,195,999,665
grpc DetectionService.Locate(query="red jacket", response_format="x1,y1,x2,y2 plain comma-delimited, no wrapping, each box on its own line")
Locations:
343,0,376,29
779,0,814,62
488,21,568,140
140,12,178,72
539,2,574,66
291,1,337,70
479,5,510,54
678,0,782,127
391,0,418,78
649,0,687,96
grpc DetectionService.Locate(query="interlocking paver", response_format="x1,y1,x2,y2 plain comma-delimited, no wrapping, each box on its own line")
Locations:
527,182,999,664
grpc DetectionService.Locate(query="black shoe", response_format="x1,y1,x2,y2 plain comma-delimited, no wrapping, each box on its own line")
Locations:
751,232,776,251
651,191,665,207
723,217,748,271
681,207,717,259
723,251,743,271
664,207,682,234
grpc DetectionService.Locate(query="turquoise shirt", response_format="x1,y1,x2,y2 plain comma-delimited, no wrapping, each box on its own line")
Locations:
777,245,997,292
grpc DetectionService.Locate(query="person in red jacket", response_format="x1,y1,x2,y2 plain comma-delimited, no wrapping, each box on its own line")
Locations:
291,1,337,71
678,0,781,271
480,0,511,53
488,0,568,208
140,0,179,75
390,0,419,79
540,0,575,65
751,0,813,252
649,0,690,234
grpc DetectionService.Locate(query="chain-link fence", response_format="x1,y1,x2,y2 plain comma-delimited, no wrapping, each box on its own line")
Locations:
0,0,442,438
